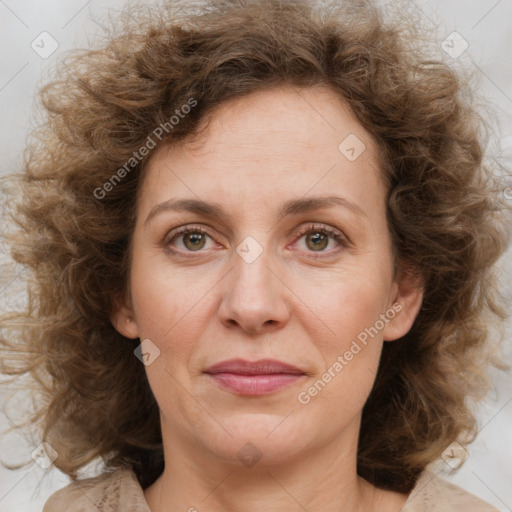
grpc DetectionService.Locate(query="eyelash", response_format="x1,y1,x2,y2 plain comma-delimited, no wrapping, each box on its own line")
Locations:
164,223,351,259
292,223,351,258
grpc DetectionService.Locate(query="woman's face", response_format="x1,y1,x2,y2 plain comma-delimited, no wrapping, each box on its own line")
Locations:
113,85,422,468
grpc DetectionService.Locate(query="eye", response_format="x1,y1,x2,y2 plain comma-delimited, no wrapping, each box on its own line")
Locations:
165,225,217,254
292,223,350,257
164,222,351,258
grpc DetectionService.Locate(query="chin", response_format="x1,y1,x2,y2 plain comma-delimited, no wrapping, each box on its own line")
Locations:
202,413,313,467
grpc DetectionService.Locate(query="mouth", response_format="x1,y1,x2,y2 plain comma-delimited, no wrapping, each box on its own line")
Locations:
203,358,306,396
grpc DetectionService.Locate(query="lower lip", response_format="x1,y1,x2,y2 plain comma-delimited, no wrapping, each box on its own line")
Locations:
207,373,304,395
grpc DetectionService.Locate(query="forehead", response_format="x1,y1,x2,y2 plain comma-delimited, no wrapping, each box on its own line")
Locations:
138,85,385,220
180,85,379,165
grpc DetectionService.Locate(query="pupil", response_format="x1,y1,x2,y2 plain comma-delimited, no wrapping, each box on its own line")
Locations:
308,232,327,251
185,233,205,250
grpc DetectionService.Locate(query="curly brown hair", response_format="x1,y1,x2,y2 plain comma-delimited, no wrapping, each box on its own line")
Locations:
0,0,510,494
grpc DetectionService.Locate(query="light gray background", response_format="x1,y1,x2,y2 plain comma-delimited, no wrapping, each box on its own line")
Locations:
1,0,511,510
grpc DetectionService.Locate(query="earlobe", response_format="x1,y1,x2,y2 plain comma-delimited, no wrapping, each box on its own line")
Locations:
383,265,424,342
110,292,139,339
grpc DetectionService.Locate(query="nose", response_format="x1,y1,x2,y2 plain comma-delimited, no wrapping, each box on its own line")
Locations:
218,250,291,335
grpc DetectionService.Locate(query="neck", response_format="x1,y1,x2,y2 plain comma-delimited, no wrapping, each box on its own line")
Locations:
144,417,380,512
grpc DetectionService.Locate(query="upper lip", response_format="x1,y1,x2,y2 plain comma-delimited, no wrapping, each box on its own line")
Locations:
204,358,305,375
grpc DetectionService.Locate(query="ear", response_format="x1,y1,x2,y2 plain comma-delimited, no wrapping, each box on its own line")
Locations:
110,290,140,340
383,263,424,342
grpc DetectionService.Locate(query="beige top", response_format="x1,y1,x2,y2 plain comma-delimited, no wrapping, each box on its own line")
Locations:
43,467,500,511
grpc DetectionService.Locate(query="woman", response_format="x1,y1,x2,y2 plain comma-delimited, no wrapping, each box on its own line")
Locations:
0,0,509,510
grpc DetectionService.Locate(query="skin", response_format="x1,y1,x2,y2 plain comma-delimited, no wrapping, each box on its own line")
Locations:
112,85,424,512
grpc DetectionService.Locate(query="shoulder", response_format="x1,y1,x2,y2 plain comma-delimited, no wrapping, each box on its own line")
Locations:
403,470,500,512
43,467,150,512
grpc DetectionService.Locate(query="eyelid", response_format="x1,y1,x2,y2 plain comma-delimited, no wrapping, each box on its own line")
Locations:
293,222,351,246
163,224,217,246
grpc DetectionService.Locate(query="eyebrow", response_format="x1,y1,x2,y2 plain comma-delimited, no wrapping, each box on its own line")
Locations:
144,195,367,227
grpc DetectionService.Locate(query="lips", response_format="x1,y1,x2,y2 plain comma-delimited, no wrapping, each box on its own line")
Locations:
204,358,304,375
204,358,305,395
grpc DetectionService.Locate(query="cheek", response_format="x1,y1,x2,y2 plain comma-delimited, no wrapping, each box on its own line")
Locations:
130,248,202,335
299,265,391,345
129,255,220,380
295,265,389,402
297,283,384,419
